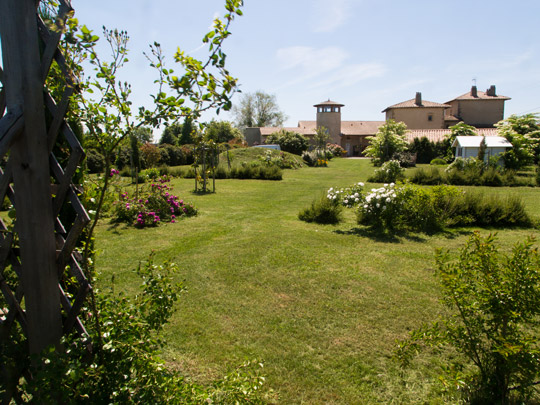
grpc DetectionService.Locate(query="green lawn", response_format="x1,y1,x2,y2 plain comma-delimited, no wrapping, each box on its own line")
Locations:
95,158,540,404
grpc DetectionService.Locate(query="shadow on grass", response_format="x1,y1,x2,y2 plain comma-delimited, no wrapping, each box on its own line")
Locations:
106,221,131,234
335,226,478,243
334,227,427,243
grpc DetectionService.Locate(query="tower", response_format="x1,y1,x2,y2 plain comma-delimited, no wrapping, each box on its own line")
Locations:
314,100,344,144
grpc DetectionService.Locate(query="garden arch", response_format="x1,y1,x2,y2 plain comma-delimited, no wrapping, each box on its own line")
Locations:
0,0,91,396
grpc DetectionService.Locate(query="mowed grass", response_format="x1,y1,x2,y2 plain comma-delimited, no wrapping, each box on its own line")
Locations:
95,158,540,404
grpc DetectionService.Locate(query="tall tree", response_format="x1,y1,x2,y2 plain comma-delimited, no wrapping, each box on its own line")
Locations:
205,120,243,143
160,123,182,145
232,91,287,128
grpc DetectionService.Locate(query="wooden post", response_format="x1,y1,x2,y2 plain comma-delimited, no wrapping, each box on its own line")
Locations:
0,0,63,353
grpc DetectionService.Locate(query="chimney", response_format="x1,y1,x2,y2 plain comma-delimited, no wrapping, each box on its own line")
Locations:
486,85,496,96
415,92,422,106
471,86,478,97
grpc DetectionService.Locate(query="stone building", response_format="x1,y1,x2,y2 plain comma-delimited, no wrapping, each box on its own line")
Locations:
243,85,510,156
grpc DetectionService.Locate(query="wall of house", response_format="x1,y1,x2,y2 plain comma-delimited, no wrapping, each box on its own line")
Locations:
316,111,341,144
447,100,505,128
341,135,370,157
386,107,445,129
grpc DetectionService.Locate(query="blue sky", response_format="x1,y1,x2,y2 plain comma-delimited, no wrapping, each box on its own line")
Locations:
72,0,540,136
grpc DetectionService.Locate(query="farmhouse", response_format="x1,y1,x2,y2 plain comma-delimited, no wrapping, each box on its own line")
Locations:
452,136,513,162
244,85,510,157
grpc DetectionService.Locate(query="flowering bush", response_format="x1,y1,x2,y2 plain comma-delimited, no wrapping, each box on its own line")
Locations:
326,182,364,208
326,143,346,157
357,183,401,230
367,160,404,183
113,175,197,228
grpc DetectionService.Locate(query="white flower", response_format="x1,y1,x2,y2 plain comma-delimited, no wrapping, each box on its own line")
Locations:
355,198,359,203
386,197,391,203
390,182,395,187
376,203,380,208
344,199,348,204
384,183,388,187
359,182,364,187
354,193,359,198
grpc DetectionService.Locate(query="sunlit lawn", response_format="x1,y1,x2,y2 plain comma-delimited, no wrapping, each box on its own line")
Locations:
95,158,540,404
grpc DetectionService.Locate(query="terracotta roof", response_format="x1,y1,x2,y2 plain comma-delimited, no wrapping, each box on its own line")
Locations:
341,121,385,135
446,90,510,102
405,128,499,143
444,115,460,122
314,100,345,107
382,98,450,112
259,126,316,136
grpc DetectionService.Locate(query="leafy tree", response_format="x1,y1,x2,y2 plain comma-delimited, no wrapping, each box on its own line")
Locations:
364,120,408,166
397,233,540,403
496,113,540,169
314,126,330,151
232,91,287,128
204,120,243,143
160,123,182,145
179,117,196,145
140,143,161,168
266,129,309,155
133,127,153,143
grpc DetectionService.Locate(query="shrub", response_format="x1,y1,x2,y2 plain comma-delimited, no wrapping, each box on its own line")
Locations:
265,129,309,155
367,160,404,183
298,195,343,224
112,175,197,227
364,119,408,166
357,183,401,231
326,143,346,157
537,165,540,186
397,233,540,404
85,149,105,173
430,158,446,165
326,182,365,208
393,151,416,168
410,167,444,185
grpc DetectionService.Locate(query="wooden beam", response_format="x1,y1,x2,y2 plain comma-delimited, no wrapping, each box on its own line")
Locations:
0,0,63,353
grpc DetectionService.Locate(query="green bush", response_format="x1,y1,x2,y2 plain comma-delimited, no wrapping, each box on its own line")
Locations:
112,176,197,227
410,167,444,185
367,160,404,183
356,183,532,233
265,129,309,155
430,158,446,165
85,149,105,173
397,233,540,403
298,195,343,224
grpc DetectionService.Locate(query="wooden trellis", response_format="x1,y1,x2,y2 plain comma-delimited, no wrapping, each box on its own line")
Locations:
0,0,91,386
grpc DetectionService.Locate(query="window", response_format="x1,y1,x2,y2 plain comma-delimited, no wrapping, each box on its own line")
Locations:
428,114,433,122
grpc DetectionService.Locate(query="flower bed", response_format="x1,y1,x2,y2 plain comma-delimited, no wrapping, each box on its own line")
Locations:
113,175,197,228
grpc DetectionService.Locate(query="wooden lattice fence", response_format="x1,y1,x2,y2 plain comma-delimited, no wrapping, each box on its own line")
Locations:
0,0,91,393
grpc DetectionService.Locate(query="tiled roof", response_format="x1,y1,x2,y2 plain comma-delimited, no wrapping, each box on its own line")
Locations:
447,90,510,102
313,100,345,107
259,126,316,136
341,121,385,135
405,128,499,143
382,99,450,112
444,115,460,121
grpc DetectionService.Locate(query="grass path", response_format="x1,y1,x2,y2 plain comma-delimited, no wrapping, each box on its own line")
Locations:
96,158,540,403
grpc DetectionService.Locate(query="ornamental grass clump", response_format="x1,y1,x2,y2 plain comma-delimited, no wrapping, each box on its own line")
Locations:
113,175,197,228
298,195,343,224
